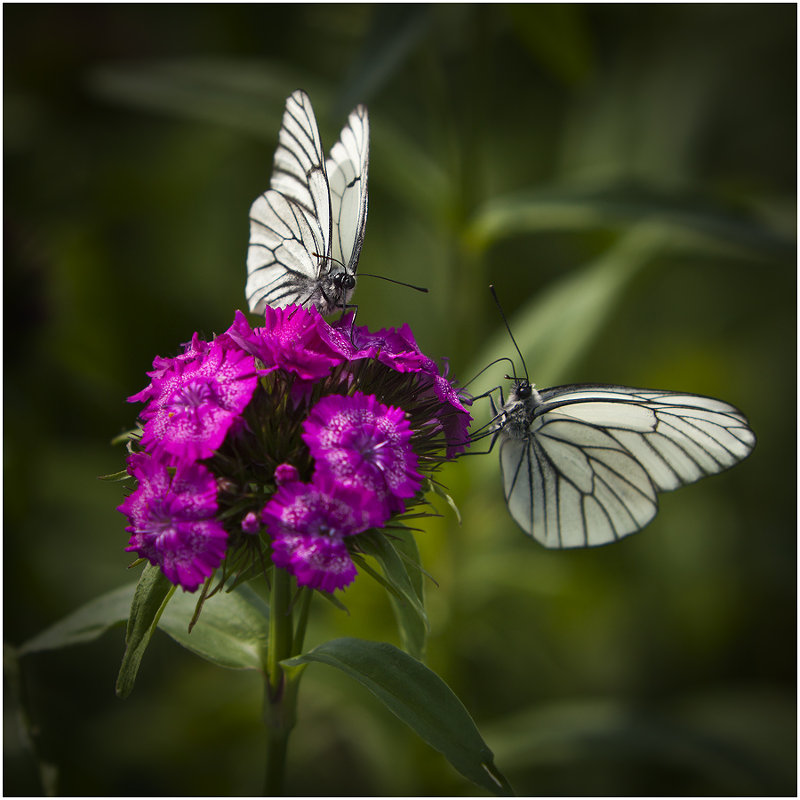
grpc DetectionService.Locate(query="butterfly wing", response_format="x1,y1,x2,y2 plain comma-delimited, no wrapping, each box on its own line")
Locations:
500,385,756,548
326,104,369,278
246,90,332,314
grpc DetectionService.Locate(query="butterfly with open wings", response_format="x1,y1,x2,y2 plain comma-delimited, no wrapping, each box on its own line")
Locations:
480,288,756,548
246,90,369,316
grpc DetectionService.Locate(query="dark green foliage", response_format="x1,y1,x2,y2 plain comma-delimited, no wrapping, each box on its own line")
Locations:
5,4,794,795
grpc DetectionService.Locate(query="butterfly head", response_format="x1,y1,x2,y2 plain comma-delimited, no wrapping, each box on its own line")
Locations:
512,379,533,400
332,272,356,293
494,377,541,438
504,376,539,405
312,269,356,315
503,378,542,428
326,270,356,312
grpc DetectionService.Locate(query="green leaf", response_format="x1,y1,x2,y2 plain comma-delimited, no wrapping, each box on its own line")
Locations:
384,527,428,660
469,224,669,390
428,479,462,524
116,564,175,698
18,582,137,656
315,588,351,614
87,58,300,138
482,694,791,795
19,568,269,680
109,428,140,447
285,638,513,796
158,583,269,672
357,532,429,659
97,468,133,482
466,181,794,258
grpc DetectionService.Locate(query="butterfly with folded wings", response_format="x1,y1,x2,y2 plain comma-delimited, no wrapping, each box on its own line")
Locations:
246,90,369,316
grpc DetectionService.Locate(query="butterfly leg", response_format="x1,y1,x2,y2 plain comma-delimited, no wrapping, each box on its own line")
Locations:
460,386,506,455
333,302,359,344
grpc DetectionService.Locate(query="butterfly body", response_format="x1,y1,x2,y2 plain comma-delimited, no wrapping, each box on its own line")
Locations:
246,91,369,316
492,379,540,439
490,381,755,549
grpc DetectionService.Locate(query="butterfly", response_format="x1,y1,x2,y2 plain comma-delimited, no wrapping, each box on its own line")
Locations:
480,289,756,548
246,90,369,316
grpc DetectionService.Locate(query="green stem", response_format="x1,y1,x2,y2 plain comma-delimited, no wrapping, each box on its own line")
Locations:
263,726,290,797
262,573,314,795
263,568,293,795
291,587,312,655
267,567,293,695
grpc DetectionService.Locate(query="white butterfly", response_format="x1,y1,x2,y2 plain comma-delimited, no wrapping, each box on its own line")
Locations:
488,379,756,548
246,90,369,316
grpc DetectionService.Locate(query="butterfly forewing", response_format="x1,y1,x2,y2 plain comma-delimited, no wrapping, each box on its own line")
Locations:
498,383,755,548
326,104,369,275
270,90,331,240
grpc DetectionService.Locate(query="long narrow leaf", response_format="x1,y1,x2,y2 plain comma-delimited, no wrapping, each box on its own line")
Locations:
88,59,297,138
357,532,428,659
158,584,269,672
467,182,793,258
382,527,428,660
468,224,669,393
18,583,137,656
116,565,174,698
285,638,513,795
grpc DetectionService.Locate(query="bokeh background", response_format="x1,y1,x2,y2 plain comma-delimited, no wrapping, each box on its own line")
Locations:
4,4,795,796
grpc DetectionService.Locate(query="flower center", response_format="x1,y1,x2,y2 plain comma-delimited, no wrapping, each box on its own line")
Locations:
351,427,378,453
167,379,215,415
143,501,178,539
315,522,337,538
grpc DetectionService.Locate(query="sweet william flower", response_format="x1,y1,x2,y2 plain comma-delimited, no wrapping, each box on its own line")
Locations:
119,453,228,591
226,306,346,380
136,339,257,462
262,472,386,538
302,392,423,515
127,333,214,406
119,304,473,594
326,313,437,374
327,315,473,457
416,363,474,458
272,531,356,593
262,474,386,592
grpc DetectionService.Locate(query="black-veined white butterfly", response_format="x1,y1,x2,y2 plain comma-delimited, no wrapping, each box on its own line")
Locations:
246,90,369,316
480,290,756,548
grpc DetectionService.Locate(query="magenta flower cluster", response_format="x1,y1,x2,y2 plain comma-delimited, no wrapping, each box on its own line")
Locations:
119,306,471,593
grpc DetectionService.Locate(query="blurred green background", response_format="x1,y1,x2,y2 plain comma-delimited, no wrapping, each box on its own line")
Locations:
4,4,795,796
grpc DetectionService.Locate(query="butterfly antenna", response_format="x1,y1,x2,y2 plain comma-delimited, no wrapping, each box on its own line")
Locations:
461,357,517,390
358,273,429,294
312,251,428,294
312,252,345,269
489,284,529,383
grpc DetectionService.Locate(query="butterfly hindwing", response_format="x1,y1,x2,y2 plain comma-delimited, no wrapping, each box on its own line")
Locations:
499,384,755,548
246,190,326,312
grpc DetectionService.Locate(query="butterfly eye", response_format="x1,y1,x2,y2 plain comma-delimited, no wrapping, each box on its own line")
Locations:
516,381,532,399
335,273,356,291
